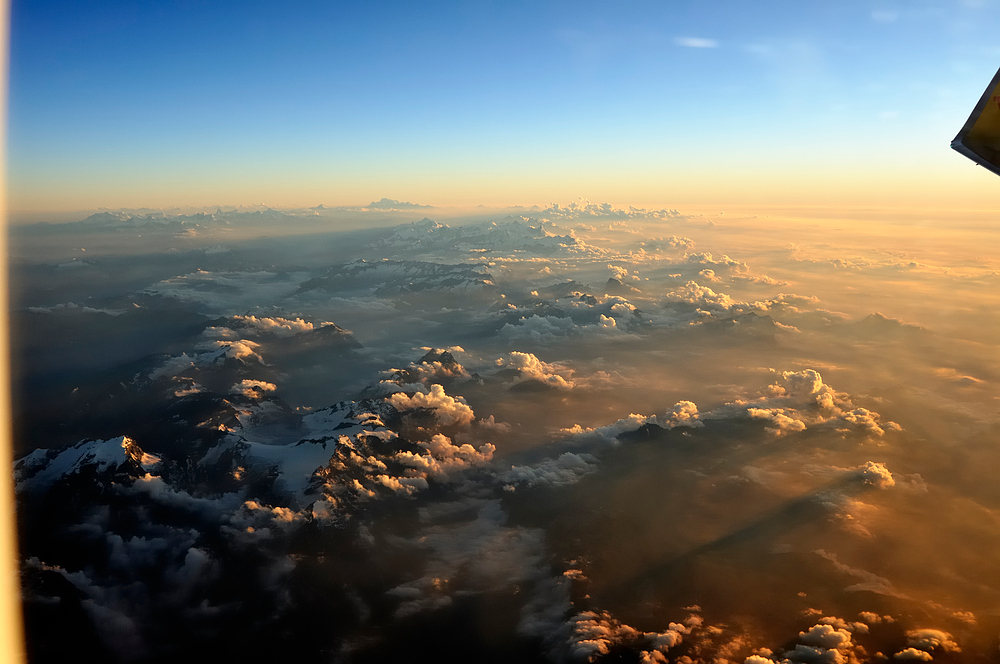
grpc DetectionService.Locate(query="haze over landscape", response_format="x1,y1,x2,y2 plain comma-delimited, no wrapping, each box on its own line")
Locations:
7,1,1000,663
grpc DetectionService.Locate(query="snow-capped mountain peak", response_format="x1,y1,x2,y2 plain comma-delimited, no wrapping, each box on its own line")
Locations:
14,436,160,493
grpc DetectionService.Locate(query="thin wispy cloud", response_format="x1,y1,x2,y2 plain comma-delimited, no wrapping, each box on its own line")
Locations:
675,37,719,48
871,10,899,23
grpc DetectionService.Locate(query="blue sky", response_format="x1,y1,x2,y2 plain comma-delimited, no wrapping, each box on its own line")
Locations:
8,0,1000,211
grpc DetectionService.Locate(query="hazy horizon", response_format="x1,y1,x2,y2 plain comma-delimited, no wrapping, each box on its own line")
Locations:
9,0,1000,213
